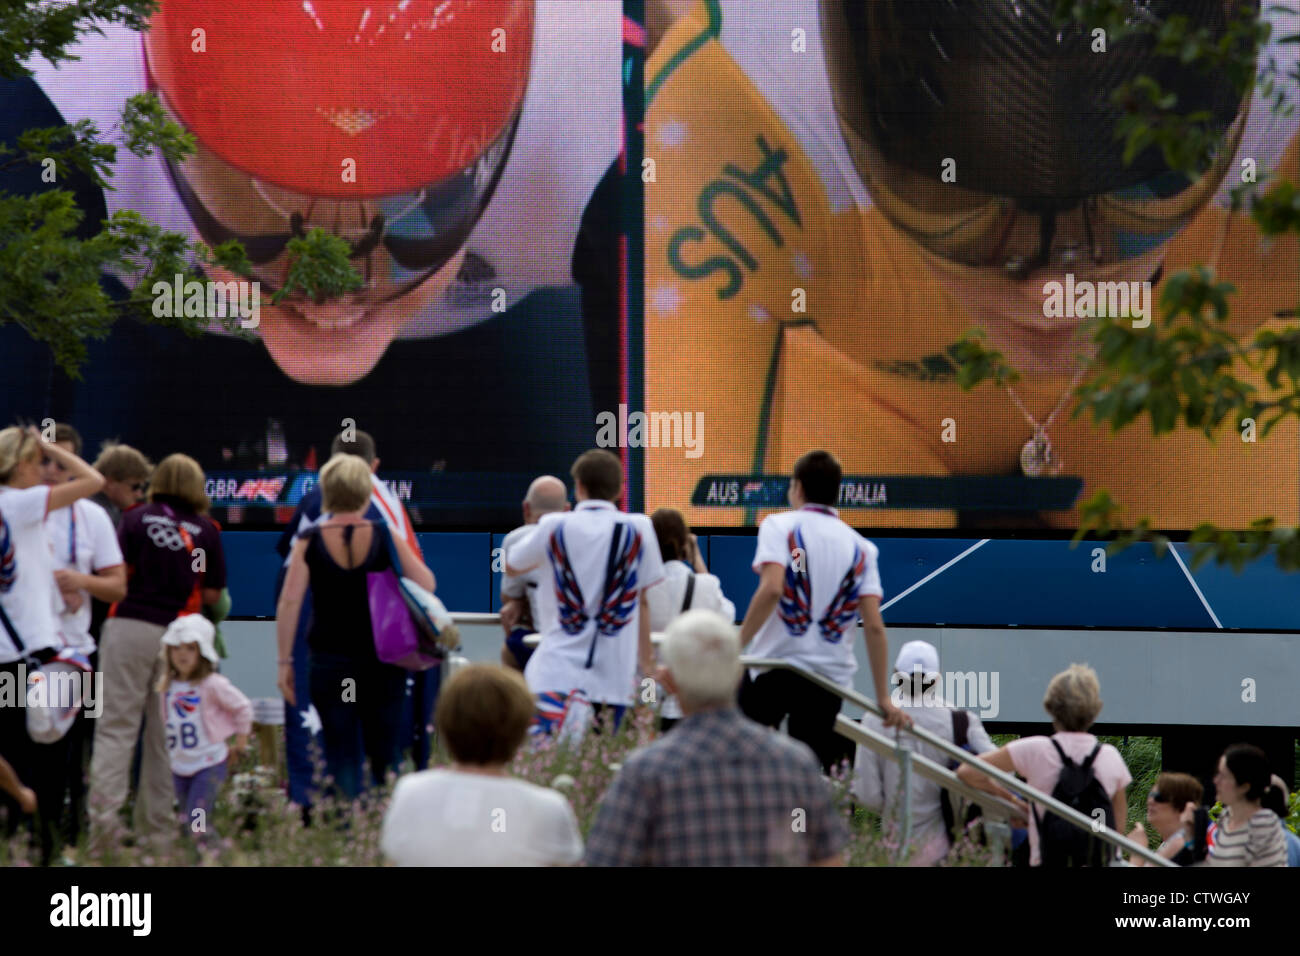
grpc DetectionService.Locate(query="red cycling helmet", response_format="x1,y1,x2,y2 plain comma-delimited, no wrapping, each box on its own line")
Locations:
145,0,533,198
144,0,533,279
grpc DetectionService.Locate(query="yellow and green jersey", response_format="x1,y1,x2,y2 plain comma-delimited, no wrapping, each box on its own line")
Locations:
645,0,1300,530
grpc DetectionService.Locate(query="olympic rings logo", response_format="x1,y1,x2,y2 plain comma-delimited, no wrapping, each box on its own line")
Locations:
146,522,187,551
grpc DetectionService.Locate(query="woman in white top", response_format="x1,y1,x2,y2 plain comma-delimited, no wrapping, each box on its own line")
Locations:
646,509,735,730
0,425,104,865
381,664,583,867
1189,744,1288,867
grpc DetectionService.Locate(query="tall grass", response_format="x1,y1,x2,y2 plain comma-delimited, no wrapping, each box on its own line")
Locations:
1,705,908,866
7,722,1284,867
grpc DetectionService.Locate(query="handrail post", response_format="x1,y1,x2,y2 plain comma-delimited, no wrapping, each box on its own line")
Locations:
985,821,1010,867
896,740,913,865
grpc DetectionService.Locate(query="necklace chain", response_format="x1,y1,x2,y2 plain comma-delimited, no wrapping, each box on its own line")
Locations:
1005,362,1091,435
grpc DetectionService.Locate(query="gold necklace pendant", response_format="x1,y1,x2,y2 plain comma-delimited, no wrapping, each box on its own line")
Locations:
1020,428,1058,477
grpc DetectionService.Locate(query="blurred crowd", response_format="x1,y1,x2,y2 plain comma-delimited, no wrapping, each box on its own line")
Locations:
1,429,1294,867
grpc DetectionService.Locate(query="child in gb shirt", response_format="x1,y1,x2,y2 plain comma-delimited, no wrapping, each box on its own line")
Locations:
156,614,252,846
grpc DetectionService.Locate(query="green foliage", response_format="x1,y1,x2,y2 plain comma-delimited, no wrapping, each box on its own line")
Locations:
0,1,364,377
1100,735,1162,838
271,230,367,306
952,2,1300,574
950,328,1022,392
119,92,195,164
0,0,159,81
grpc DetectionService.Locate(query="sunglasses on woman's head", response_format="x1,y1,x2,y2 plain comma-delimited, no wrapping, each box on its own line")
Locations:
1148,791,1170,803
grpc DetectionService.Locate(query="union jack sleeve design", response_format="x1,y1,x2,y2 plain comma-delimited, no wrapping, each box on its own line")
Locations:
549,526,588,636
172,691,202,720
778,527,812,636
596,523,641,637
0,513,14,594
818,543,866,644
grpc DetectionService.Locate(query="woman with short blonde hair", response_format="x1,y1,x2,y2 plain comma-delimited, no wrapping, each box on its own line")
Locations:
276,453,435,802
0,425,104,864
318,453,372,514
957,663,1133,866
148,454,209,515
1042,663,1103,733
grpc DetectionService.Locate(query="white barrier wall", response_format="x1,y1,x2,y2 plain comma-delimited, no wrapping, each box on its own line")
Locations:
218,620,1299,727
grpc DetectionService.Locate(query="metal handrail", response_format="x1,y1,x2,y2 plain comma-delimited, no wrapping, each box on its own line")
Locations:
742,657,1172,867
836,713,1022,865
836,714,1022,822
454,616,1171,867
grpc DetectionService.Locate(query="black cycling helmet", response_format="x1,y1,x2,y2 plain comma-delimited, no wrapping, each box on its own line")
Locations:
819,0,1258,277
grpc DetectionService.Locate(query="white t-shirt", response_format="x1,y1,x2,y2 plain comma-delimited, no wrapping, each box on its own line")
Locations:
852,695,996,865
501,524,547,632
645,559,736,628
165,679,229,776
44,498,123,654
747,505,883,687
0,485,61,662
507,500,665,705
381,769,583,867
646,560,736,721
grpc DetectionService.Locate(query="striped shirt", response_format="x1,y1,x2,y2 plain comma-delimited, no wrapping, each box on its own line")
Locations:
1207,807,1288,867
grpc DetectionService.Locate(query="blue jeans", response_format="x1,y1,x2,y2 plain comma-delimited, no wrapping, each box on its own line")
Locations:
308,652,407,802
408,666,440,771
283,583,316,807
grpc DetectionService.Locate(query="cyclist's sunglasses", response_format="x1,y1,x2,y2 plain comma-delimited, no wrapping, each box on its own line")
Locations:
158,98,519,276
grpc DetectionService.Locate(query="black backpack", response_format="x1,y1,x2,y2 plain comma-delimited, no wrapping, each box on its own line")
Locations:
940,710,983,845
1034,737,1114,867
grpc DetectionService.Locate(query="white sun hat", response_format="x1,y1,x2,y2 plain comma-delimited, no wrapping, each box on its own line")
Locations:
161,613,220,665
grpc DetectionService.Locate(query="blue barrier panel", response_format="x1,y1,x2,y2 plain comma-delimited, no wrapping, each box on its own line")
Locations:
418,532,492,614
490,532,508,613
880,539,1210,629
1173,544,1300,630
223,532,284,618
696,536,1300,630
705,535,758,623
222,531,1300,630
222,531,493,617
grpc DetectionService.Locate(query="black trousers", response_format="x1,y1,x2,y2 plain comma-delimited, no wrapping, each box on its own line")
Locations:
61,706,94,845
0,659,68,865
0,660,32,840
739,669,854,774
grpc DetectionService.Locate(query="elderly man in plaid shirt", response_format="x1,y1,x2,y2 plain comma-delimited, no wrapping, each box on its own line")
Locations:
584,610,848,866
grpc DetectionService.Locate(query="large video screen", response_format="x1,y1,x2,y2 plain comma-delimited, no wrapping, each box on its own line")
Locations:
643,0,1300,532
7,0,1300,535
0,0,622,528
